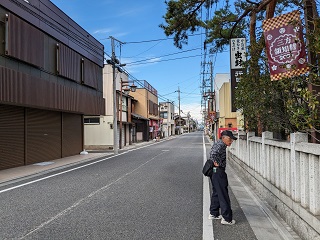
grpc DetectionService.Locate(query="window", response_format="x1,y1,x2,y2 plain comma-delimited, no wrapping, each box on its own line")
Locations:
84,117,100,124
154,103,158,115
160,112,168,118
121,96,127,112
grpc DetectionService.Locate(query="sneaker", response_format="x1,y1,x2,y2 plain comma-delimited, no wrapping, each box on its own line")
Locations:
208,214,222,220
221,219,236,225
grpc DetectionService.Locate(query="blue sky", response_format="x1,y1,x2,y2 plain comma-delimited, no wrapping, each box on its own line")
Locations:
50,0,230,122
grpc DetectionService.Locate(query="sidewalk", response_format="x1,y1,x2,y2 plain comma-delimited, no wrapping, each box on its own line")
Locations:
227,164,301,240
205,135,301,240
0,140,155,185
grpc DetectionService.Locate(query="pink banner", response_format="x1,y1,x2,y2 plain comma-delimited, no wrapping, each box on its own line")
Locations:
263,11,309,80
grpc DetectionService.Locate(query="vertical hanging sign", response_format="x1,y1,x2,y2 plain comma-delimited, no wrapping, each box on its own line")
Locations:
230,38,246,112
262,10,309,81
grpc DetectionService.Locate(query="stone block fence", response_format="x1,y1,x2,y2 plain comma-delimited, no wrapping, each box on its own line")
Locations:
228,131,320,240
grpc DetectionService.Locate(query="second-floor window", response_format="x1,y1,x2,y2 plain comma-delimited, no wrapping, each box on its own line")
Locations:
160,112,168,119
148,100,158,115
121,96,127,112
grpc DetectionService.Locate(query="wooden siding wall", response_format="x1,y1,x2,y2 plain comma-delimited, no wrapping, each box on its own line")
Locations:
83,58,102,90
7,13,45,68
0,66,104,115
57,43,81,83
0,12,105,115
128,98,132,123
0,0,104,67
57,43,103,92
148,100,158,116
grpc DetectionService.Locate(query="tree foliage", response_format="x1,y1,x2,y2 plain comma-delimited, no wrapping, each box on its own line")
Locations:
160,0,320,139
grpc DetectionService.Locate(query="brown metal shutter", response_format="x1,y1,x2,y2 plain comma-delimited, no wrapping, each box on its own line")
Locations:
0,105,25,170
62,113,82,157
26,108,61,164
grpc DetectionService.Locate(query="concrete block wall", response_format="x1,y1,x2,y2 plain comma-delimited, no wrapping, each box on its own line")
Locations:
229,131,320,240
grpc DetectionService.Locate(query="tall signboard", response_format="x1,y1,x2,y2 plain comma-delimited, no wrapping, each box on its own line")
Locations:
230,38,246,112
262,10,309,80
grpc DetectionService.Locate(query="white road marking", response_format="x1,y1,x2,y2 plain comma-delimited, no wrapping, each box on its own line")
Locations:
0,142,158,194
202,134,214,240
18,150,167,239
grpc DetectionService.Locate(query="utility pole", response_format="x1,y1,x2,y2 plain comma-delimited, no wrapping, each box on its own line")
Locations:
210,61,213,108
178,86,181,135
110,36,125,153
210,61,215,136
110,36,118,154
187,111,190,133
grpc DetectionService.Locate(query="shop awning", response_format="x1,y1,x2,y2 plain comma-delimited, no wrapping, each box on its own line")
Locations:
131,113,149,120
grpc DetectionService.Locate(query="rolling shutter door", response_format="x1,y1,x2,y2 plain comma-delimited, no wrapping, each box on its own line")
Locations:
62,113,82,157
0,105,25,170
26,108,61,164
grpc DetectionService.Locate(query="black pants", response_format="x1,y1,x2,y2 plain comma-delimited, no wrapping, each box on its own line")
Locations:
210,168,233,222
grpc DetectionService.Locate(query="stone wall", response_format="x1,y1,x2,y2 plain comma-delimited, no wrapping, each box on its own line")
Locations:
228,132,320,240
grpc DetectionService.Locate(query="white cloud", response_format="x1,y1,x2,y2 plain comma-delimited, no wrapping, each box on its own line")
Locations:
93,28,113,35
113,32,130,38
180,102,203,123
121,56,162,74
147,57,161,64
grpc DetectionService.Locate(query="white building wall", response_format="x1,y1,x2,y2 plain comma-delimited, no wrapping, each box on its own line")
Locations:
160,102,175,137
84,64,130,149
84,116,113,149
103,64,113,116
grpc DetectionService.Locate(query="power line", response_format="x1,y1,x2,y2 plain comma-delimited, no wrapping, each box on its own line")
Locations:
125,41,163,58
100,33,205,43
125,54,202,66
124,46,202,61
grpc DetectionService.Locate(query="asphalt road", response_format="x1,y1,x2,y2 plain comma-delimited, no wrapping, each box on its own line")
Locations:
0,132,205,239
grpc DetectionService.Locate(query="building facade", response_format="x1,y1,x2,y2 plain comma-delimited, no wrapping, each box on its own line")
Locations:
129,81,159,140
219,82,237,128
214,73,230,113
0,0,105,170
84,64,134,150
159,102,175,138
217,82,243,138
